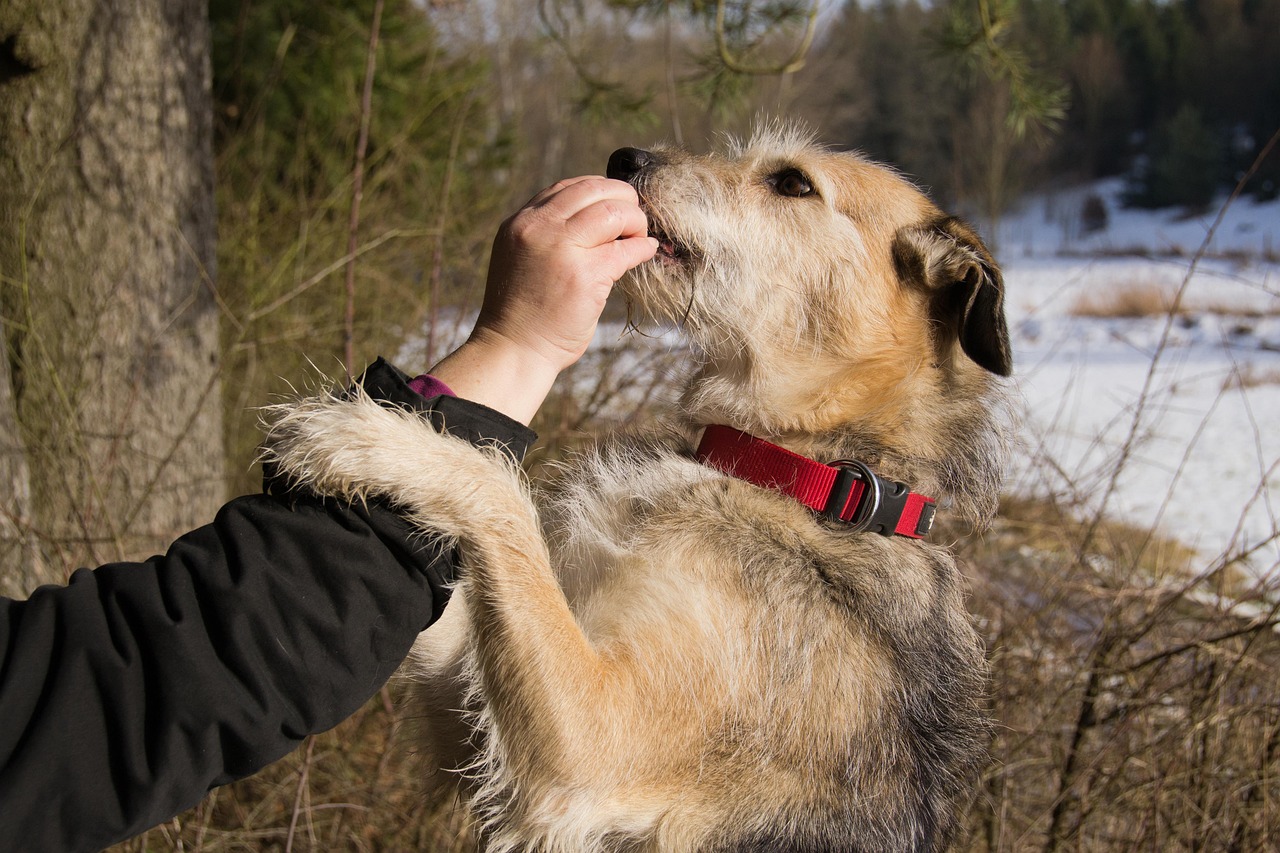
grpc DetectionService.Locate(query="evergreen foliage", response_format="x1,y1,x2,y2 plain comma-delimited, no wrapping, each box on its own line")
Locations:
806,0,1279,213
1125,104,1226,209
208,0,513,489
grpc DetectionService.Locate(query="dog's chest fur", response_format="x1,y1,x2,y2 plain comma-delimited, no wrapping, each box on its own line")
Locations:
536,432,847,622
539,434,717,605
531,429,950,704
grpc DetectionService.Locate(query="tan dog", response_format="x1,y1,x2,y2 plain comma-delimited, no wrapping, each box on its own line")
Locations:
265,124,1011,852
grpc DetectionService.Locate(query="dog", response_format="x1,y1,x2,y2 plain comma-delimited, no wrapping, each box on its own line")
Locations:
264,124,1012,852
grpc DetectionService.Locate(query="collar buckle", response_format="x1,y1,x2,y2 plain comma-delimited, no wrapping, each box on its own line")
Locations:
825,460,935,538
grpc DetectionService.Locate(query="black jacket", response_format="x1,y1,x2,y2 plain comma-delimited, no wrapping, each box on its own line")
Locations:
0,359,535,852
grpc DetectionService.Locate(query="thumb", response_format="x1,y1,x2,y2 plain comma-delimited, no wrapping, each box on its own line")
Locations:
599,236,659,282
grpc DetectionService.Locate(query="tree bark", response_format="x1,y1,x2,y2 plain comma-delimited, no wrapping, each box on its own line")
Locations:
0,324,42,598
0,0,223,586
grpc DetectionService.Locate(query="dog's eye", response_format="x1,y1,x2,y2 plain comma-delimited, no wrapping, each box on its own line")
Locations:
771,170,815,198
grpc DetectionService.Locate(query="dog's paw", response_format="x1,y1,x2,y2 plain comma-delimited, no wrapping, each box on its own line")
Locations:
260,389,443,504
259,388,533,542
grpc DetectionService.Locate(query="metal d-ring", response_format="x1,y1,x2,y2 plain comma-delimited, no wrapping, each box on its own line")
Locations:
826,459,882,532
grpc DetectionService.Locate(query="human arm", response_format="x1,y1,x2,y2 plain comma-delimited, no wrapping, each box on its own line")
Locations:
0,370,530,853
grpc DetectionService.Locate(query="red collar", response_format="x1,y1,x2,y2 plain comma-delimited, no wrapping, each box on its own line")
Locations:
694,425,937,539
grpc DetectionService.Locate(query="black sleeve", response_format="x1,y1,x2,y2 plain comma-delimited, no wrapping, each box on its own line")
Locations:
0,358,536,853
352,357,536,461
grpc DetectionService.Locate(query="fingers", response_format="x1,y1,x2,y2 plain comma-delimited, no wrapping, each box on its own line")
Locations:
564,197,650,250
529,175,637,208
523,175,600,208
505,176,652,278
542,179,654,278
531,176,644,234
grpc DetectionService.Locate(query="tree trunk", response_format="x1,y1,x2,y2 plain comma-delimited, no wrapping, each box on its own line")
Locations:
0,324,42,598
0,0,223,586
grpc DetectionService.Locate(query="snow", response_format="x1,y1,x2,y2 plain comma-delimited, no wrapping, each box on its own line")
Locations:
995,181,1280,577
997,177,1279,260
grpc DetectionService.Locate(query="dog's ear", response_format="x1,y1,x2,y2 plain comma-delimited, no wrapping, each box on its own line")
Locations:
893,217,1012,377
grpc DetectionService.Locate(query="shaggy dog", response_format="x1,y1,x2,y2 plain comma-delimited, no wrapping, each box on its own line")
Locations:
265,125,1012,852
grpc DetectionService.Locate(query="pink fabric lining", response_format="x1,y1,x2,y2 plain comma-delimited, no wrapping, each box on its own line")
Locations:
407,374,455,399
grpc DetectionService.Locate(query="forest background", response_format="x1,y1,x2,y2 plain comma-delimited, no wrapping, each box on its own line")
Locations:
1,0,1278,850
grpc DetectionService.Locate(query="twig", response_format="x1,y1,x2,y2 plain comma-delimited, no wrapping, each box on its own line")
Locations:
714,0,821,75
247,228,434,322
664,1,683,146
284,735,317,853
14,190,124,564
343,0,386,376
425,91,475,364
1042,628,1120,853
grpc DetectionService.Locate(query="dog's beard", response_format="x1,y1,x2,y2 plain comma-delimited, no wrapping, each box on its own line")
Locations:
642,202,695,265
618,263,696,338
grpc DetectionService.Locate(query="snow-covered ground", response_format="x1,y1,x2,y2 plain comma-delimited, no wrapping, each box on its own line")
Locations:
995,180,1280,576
998,177,1279,259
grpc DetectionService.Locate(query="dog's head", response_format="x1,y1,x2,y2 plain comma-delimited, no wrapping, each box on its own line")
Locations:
608,125,1010,444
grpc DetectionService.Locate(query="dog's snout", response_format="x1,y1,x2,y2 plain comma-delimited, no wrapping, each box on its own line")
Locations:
607,147,656,183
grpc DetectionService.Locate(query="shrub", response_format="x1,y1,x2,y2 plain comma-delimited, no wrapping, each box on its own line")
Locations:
1080,192,1109,235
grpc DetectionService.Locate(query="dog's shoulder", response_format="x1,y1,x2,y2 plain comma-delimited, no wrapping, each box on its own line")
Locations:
539,425,711,519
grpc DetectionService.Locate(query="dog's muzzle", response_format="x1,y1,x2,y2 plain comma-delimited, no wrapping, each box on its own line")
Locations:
607,147,659,184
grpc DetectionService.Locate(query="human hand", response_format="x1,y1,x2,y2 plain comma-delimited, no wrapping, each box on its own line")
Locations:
429,177,657,425
474,176,658,371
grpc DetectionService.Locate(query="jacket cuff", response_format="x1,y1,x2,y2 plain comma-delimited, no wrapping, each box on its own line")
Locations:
355,357,537,462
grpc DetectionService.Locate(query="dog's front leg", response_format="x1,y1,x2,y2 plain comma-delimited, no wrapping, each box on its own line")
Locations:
453,509,613,779
262,392,618,798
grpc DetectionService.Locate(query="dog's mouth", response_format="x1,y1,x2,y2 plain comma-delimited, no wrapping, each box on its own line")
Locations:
648,217,693,264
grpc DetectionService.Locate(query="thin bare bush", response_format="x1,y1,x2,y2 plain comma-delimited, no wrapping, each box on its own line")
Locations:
526,328,687,470
956,142,1280,852
958,496,1280,852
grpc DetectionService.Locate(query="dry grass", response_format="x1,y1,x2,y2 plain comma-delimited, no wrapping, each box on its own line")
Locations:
1068,279,1280,322
956,497,1280,853
1224,363,1280,390
1068,281,1178,318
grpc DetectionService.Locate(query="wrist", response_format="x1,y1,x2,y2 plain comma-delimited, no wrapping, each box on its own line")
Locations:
427,329,562,426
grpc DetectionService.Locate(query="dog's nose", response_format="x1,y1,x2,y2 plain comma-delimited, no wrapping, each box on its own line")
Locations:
607,147,655,182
